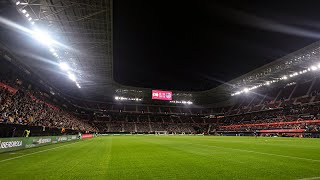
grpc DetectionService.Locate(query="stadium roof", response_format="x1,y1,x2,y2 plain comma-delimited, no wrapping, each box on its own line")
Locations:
201,40,320,105
2,0,320,105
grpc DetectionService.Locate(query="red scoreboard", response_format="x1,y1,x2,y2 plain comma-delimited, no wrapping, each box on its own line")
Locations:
152,90,172,101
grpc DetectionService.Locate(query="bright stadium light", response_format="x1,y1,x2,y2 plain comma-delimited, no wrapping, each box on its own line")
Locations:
32,29,54,46
282,76,288,80
59,62,70,71
311,65,317,71
243,88,249,93
21,9,26,14
16,1,20,5
28,17,32,21
68,72,76,82
25,13,29,17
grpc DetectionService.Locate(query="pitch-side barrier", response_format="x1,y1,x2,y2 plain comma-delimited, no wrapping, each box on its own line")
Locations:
0,134,94,153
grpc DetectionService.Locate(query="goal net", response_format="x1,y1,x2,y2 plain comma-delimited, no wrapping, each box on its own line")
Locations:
155,131,168,135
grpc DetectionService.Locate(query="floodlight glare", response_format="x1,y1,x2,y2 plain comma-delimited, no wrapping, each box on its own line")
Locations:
28,17,32,21
16,1,20,5
68,73,76,82
243,88,249,93
59,62,70,71
21,9,26,13
311,66,317,71
32,29,54,46
25,13,29,17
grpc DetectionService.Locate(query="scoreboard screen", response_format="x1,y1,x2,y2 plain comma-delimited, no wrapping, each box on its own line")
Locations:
152,90,172,101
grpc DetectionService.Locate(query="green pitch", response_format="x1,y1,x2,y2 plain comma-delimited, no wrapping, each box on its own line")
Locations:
0,136,320,180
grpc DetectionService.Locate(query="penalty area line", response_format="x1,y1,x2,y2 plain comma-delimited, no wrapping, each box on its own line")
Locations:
0,141,79,163
296,177,320,180
177,142,320,163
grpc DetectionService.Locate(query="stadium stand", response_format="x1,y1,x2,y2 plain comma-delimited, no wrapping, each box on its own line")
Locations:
2,42,320,138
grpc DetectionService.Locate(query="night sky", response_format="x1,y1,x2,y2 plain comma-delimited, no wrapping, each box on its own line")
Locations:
113,0,320,91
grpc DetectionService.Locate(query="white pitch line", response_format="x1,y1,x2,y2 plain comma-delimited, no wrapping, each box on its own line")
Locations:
153,140,320,163
0,141,78,163
296,177,320,180
192,143,320,163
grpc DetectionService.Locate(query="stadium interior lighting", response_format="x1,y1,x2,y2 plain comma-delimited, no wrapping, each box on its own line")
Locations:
68,72,76,82
115,96,142,101
28,17,32,21
170,100,193,105
25,13,29,17
32,29,54,46
21,9,26,13
311,66,317,71
16,1,20,5
232,62,320,96
59,62,70,71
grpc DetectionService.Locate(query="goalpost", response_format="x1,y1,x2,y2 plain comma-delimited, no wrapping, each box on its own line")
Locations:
155,131,168,135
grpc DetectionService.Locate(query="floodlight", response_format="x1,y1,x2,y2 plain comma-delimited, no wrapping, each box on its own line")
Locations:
32,29,54,46
16,1,20,5
28,17,32,21
266,81,270,85
311,66,317,71
68,73,76,82
59,62,70,71
31,21,35,25
21,9,26,13
283,76,288,80
25,13,29,17
243,88,249,93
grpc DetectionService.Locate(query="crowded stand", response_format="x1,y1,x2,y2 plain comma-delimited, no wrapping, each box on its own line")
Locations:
2,49,320,138
0,76,97,137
